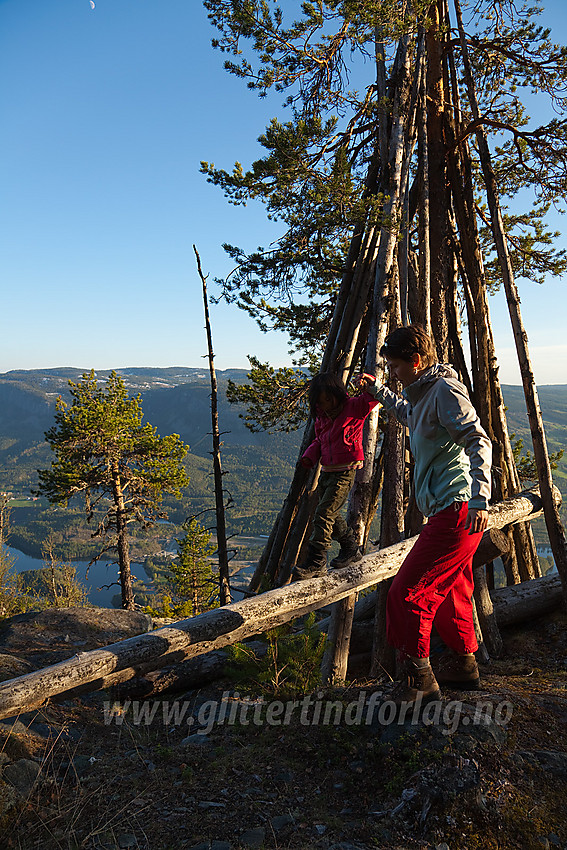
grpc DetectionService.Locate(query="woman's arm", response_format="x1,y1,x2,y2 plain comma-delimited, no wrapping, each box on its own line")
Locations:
354,374,410,426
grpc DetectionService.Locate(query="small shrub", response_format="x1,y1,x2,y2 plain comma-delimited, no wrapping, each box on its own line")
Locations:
227,613,327,698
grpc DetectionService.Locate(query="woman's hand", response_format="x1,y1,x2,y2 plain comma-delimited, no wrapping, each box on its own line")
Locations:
352,372,376,392
465,508,489,535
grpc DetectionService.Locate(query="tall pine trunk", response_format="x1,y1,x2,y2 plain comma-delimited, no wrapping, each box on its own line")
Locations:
454,0,567,598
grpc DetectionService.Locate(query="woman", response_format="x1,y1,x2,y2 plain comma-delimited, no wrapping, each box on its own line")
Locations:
359,325,492,706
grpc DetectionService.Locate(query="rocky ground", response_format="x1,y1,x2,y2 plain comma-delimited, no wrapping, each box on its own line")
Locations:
0,606,566,850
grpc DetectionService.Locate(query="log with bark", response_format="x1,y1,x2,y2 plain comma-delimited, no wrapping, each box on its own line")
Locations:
0,486,558,720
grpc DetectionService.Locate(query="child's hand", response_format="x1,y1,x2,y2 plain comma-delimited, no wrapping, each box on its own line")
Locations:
352,373,376,392
301,456,314,469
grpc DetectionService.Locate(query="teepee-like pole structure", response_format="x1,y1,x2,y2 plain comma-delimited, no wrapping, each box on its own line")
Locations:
239,0,566,682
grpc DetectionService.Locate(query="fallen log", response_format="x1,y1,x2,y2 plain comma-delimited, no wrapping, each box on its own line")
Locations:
0,486,558,720
491,573,562,627
69,571,565,699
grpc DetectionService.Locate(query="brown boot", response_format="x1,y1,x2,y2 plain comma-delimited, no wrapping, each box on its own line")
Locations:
390,658,442,707
434,649,480,690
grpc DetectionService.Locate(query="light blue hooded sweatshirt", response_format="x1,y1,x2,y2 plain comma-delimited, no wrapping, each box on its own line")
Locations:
370,364,492,518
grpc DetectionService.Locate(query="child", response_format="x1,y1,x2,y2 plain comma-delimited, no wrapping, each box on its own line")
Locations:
359,325,492,706
293,372,379,580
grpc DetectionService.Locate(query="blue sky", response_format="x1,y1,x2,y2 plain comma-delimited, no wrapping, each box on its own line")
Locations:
1,0,566,384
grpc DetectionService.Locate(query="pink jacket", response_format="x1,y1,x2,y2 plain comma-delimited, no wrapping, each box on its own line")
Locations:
302,392,379,469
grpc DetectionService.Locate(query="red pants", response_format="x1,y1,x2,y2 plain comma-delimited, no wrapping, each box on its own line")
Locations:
386,502,482,658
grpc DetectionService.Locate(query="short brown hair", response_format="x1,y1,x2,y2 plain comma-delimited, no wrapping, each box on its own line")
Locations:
379,325,437,368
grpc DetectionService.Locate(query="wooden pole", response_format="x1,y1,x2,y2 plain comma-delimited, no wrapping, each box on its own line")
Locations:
453,0,567,600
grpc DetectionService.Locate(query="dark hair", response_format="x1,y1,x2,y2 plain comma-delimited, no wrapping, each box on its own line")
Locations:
308,372,348,418
379,325,437,368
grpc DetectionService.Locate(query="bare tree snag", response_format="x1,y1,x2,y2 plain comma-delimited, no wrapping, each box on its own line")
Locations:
321,593,357,685
453,0,567,601
194,246,231,605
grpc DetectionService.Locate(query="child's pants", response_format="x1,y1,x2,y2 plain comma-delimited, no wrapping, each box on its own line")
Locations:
308,468,357,565
386,501,482,658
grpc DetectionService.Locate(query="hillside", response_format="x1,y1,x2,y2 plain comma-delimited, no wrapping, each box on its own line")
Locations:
0,368,565,558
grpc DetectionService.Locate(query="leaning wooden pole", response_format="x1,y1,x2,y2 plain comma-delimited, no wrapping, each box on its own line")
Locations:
194,246,231,606
453,0,567,598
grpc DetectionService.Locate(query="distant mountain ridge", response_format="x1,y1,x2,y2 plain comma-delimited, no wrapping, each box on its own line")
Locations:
0,367,565,495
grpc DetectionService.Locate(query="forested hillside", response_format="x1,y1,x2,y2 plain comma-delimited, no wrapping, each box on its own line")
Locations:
0,368,565,558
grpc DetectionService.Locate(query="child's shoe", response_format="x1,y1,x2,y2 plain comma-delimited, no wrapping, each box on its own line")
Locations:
330,540,362,569
292,561,327,581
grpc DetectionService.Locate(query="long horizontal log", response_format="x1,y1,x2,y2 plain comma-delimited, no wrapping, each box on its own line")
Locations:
0,486,559,720
491,573,563,627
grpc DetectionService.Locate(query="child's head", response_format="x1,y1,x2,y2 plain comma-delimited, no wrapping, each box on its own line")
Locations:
379,325,437,368
309,372,348,419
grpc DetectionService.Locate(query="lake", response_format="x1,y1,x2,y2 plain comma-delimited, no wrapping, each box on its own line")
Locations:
5,546,152,608
4,546,251,608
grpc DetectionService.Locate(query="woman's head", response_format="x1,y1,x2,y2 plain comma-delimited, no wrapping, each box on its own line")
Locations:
309,372,348,418
379,325,437,387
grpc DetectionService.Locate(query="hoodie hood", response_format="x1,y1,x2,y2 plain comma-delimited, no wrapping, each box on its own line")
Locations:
403,363,458,404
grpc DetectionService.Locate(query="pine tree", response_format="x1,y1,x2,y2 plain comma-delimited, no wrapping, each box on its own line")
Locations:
170,518,217,616
36,371,189,609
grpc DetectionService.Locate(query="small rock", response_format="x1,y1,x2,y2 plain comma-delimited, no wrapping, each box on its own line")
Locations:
0,779,20,815
181,733,212,748
198,801,226,809
314,824,327,835
273,768,294,782
118,835,138,849
379,719,421,745
519,751,567,779
548,835,561,847
0,652,34,682
436,844,451,850
3,758,41,794
328,845,360,850
239,828,265,848
270,814,294,832
27,722,60,741
187,843,233,850
0,719,35,737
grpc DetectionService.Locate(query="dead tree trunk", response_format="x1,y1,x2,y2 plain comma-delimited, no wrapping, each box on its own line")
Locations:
194,246,231,606
453,0,567,600
426,0,451,359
